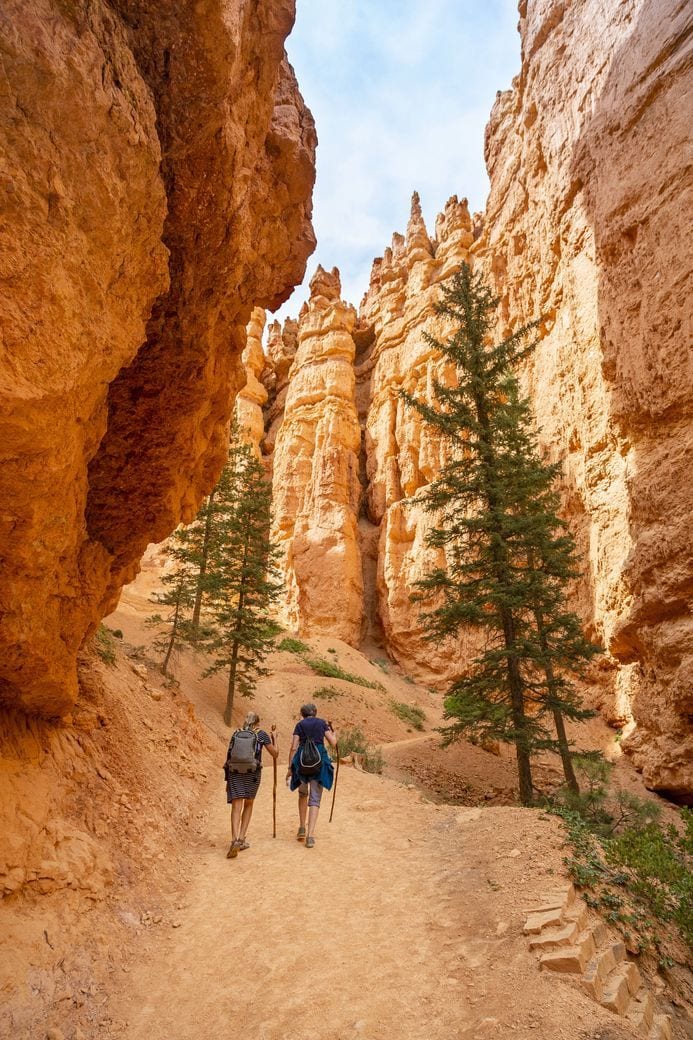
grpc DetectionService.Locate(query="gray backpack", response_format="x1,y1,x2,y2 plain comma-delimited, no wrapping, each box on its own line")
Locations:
225,729,259,776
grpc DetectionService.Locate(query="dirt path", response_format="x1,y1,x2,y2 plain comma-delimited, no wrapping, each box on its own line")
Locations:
105,754,629,1040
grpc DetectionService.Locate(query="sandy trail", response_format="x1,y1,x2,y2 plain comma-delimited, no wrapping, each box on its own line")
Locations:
106,751,620,1040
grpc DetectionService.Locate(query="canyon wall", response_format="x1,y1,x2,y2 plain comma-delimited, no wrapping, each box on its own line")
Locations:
265,0,691,797
480,0,692,798
0,0,316,717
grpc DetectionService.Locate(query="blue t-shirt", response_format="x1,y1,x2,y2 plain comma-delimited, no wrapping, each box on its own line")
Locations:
293,717,330,745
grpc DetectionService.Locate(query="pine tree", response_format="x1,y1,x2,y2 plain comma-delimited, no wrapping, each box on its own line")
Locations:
201,434,282,727
403,263,599,805
147,524,201,676
190,489,217,638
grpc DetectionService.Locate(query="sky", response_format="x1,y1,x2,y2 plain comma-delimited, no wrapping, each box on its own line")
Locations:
271,0,521,325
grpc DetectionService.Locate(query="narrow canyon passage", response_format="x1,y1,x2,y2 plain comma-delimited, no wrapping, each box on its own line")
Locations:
104,754,620,1040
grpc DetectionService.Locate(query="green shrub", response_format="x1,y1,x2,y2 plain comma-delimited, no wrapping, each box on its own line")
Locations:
304,656,384,690
337,727,383,775
361,746,384,775
110,628,124,640
370,657,390,674
277,636,311,655
94,624,117,666
550,787,692,957
327,647,337,655
338,726,368,757
313,685,342,701
390,700,426,730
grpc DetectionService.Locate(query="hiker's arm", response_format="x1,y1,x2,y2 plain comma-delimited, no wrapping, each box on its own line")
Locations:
286,734,299,775
265,739,279,760
324,727,338,748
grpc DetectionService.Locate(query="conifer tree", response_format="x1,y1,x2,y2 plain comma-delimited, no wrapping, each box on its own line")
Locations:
190,488,217,637
147,523,202,676
403,263,598,805
201,433,282,726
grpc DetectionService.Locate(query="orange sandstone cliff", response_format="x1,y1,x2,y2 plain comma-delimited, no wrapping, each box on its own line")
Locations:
0,0,316,718
263,0,691,798
270,266,363,643
480,0,692,798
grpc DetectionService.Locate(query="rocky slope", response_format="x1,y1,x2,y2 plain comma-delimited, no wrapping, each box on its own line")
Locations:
262,0,691,797
0,0,316,718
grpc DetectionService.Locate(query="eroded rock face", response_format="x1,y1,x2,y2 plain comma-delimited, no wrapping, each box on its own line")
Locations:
266,0,691,797
0,0,316,717
270,266,363,643
480,0,692,798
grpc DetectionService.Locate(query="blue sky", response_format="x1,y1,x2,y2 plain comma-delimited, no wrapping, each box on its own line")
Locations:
272,0,521,322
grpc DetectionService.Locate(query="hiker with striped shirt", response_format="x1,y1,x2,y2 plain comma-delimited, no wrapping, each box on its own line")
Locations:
225,712,278,859
287,703,338,849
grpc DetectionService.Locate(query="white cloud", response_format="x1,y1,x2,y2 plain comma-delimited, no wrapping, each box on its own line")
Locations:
271,0,520,325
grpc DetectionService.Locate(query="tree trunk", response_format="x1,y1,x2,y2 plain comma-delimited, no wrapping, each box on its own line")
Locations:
192,489,216,636
474,387,534,805
552,702,579,794
224,639,240,727
501,606,534,806
223,528,249,727
528,574,580,796
161,581,183,677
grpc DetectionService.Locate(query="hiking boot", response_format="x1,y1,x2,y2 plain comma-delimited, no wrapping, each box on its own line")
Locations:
238,840,250,851
296,827,306,842
226,840,240,859
305,836,315,849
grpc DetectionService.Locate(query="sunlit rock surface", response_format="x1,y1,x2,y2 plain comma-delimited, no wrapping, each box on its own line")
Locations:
0,0,316,716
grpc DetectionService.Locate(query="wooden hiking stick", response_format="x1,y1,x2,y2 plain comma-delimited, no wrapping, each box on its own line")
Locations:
329,729,340,823
271,724,277,838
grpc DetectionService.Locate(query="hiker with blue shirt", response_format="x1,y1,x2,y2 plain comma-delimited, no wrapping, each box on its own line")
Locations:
287,703,338,849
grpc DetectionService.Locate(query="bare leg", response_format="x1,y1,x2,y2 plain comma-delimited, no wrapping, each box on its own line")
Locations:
240,799,254,840
231,800,243,841
307,804,320,838
298,792,308,829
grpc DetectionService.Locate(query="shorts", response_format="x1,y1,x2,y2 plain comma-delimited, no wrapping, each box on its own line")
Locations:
299,779,323,807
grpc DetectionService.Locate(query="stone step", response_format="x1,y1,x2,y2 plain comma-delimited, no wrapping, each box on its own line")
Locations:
524,906,564,934
601,961,642,1016
528,920,579,951
581,942,624,1001
566,901,589,931
539,930,596,975
524,884,575,915
649,1014,672,1040
627,989,654,1035
590,920,609,948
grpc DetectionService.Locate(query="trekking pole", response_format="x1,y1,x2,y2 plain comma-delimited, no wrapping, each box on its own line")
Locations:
329,723,340,823
271,724,277,839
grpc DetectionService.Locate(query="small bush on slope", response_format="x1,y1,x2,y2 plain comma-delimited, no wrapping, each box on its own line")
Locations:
337,727,383,774
304,655,384,691
94,625,117,666
313,685,342,700
549,762,692,963
390,700,426,730
277,636,311,655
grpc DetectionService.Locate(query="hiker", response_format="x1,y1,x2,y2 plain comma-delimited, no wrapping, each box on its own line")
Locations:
287,703,338,849
225,712,278,859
